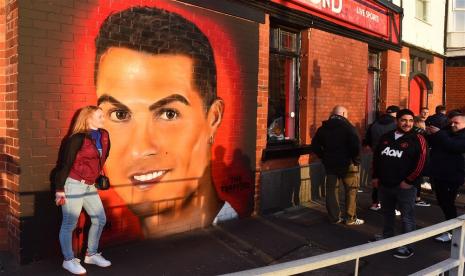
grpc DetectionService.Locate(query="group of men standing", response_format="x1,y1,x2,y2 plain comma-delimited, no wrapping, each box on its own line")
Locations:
311,104,465,259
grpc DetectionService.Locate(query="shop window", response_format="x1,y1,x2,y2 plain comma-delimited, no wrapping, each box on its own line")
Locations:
400,59,407,76
268,26,300,145
454,0,465,32
415,0,430,22
367,51,381,125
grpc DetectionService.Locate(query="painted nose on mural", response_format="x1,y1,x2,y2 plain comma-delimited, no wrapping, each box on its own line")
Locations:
130,123,159,158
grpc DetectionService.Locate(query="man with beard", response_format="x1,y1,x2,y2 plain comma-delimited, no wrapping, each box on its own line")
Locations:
427,113,465,242
372,109,427,259
312,106,363,225
365,105,399,211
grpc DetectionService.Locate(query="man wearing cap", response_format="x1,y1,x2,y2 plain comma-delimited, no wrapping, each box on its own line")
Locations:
364,105,399,211
371,109,427,259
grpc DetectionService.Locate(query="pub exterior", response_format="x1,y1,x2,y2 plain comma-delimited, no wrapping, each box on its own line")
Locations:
0,0,447,263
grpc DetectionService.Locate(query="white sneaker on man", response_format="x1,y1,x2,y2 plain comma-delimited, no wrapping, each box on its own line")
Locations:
435,232,452,243
420,182,432,190
63,258,86,275
395,209,401,216
84,252,112,267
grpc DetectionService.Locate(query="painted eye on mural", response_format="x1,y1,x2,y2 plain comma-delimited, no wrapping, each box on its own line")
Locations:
109,109,131,122
158,108,179,121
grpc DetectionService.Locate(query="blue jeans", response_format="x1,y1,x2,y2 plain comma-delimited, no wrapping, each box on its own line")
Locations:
59,177,106,260
379,185,416,238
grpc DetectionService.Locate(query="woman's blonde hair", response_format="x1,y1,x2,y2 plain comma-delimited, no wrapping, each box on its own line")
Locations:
71,105,101,135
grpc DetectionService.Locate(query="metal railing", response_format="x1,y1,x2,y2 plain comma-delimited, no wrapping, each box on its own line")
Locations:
224,215,465,276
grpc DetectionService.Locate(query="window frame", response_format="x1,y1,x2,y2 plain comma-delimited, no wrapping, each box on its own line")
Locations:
415,0,430,23
367,50,381,125
267,25,301,147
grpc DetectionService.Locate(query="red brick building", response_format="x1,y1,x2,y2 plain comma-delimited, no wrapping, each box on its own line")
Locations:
446,58,465,110
0,0,449,264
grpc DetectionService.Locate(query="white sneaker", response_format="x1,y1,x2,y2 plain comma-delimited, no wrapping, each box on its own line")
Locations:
345,218,365,225
63,258,86,275
421,182,432,190
84,252,112,267
435,232,452,243
395,209,401,216
369,203,381,211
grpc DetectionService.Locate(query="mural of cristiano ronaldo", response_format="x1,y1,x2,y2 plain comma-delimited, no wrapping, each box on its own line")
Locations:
95,6,230,237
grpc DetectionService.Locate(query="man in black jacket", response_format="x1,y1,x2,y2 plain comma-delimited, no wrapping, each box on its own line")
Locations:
372,109,427,259
312,106,363,225
425,105,448,129
427,113,465,242
364,105,399,211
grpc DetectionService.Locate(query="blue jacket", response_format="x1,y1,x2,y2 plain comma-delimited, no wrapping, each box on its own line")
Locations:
428,127,465,185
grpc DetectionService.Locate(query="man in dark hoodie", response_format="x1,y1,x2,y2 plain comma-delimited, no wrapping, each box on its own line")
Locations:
312,106,363,225
372,109,427,259
425,105,448,129
365,105,399,211
427,113,465,242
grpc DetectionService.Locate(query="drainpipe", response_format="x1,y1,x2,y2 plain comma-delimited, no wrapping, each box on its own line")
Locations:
443,0,448,105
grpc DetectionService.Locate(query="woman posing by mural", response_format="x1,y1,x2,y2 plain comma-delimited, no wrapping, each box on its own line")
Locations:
54,106,111,275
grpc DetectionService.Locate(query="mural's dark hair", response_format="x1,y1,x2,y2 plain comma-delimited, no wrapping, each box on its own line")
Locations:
95,6,217,109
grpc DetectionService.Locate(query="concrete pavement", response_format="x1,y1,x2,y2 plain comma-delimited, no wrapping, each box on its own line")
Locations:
0,186,462,275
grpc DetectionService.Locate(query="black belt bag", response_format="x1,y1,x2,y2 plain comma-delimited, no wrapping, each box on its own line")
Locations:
95,174,110,190
95,153,110,190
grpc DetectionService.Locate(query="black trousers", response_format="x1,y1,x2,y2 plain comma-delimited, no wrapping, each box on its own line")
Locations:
433,178,460,220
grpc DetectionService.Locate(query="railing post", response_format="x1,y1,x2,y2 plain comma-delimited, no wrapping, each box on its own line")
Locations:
449,218,465,276
354,257,359,276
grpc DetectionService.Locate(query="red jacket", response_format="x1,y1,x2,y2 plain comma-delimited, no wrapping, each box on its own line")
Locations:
55,129,110,191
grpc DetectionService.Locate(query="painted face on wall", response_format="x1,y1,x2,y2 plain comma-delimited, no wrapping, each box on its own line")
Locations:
96,47,224,236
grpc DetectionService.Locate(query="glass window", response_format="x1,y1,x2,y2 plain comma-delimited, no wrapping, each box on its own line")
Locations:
456,0,465,9
367,51,381,125
415,0,430,22
455,12,465,31
268,27,300,144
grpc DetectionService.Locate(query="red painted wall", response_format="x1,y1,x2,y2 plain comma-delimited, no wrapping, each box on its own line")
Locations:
16,0,258,263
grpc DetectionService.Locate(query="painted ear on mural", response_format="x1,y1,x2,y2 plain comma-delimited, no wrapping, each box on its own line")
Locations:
207,98,225,140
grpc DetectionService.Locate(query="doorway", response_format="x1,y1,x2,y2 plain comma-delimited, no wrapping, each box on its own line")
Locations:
409,76,425,116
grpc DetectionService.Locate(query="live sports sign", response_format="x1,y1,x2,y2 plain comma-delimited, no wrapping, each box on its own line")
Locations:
271,0,401,44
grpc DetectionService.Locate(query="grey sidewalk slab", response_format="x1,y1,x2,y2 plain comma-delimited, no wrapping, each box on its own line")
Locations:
0,186,462,275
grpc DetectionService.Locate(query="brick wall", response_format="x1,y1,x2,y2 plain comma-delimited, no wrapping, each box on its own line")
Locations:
254,14,269,214
446,66,465,110
381,49,403,108
257,28,369,187
427,56,444,110
399,47,410,108
17,0,90,263
0,0,20,259
382,47,444,113
304,29,368,139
